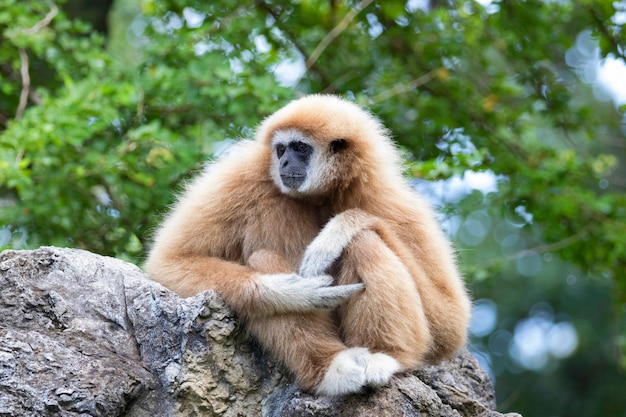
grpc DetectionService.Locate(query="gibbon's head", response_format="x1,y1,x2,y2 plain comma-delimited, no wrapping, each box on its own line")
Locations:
256,95,402,198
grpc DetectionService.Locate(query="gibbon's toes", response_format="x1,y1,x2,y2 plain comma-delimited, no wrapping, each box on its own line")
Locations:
364,352,402,388
315,348,370,396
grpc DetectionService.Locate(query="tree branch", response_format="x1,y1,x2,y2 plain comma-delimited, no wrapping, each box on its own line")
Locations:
371,68,440,103
22,4,59,35
589,6,626,60
258,1,333,88
16,49,30,120
305,0,375,71
505,230,586,261
13,4,59,119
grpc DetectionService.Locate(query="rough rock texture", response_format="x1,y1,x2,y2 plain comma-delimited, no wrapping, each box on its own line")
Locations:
0,247,521,417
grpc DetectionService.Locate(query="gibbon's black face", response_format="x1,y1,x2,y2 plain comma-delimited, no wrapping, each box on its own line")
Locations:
271,128,349,197
276,140,313,189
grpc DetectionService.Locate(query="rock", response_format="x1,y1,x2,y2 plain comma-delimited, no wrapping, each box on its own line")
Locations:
0,247,521,417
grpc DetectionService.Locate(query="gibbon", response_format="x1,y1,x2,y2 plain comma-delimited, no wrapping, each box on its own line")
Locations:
144,94,471,396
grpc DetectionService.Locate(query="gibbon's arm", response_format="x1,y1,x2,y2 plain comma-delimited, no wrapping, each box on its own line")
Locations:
301,207,471,361
300,206,460,284
145,178,363,317
147,251,363,318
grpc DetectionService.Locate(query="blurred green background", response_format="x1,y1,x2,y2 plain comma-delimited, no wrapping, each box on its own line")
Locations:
1,1,625,415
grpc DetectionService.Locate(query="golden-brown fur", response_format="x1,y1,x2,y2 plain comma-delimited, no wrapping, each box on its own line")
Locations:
144,94,471,395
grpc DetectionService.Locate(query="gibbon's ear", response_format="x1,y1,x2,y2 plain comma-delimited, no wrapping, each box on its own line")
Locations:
329,139,348,154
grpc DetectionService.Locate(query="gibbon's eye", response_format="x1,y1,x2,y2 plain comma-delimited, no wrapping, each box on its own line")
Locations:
329,139,347,154
276,144,286,158
290,141,310,155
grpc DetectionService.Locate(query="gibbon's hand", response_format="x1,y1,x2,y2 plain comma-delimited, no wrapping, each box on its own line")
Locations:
299,212,366,278
299,244,343,278
257,273,364,314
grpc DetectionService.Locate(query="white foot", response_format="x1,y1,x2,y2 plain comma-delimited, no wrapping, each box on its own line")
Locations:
315,348,401,396
315,348,368,396
364,352,402,387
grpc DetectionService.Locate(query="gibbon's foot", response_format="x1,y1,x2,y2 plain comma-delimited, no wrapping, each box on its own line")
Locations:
315,348,368,396
364,352,403,387
315,348,401,396
257,273,365,313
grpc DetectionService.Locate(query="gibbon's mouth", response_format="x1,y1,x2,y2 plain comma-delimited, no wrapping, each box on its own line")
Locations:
280,174,306,189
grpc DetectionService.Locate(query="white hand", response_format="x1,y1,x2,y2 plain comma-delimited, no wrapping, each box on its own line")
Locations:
258,273,364,314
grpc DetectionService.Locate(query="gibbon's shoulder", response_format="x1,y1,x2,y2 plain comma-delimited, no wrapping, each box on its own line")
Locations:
208,140,268,174
183,140,272,199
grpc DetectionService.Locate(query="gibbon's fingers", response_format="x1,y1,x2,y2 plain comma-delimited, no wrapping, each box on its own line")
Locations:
300,212,371,278
257,273,365,314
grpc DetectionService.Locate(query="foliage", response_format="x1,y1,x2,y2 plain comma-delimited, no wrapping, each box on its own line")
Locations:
1,0,625,416
0,0,293,259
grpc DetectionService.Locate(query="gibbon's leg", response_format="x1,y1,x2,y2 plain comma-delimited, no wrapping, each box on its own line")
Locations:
246,250,355,394
246,250,400,395
335,230,432,369
245,312,351,393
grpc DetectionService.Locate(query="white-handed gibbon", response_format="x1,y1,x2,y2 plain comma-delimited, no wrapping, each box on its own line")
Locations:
144,94,471,396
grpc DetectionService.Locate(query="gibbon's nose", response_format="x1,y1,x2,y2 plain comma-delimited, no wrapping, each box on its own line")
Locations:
279,152,306,174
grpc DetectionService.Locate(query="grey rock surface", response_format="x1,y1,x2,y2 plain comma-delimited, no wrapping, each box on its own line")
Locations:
0,247,521,417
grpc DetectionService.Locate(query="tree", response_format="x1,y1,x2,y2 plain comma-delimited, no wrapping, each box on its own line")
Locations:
1,0,624,415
